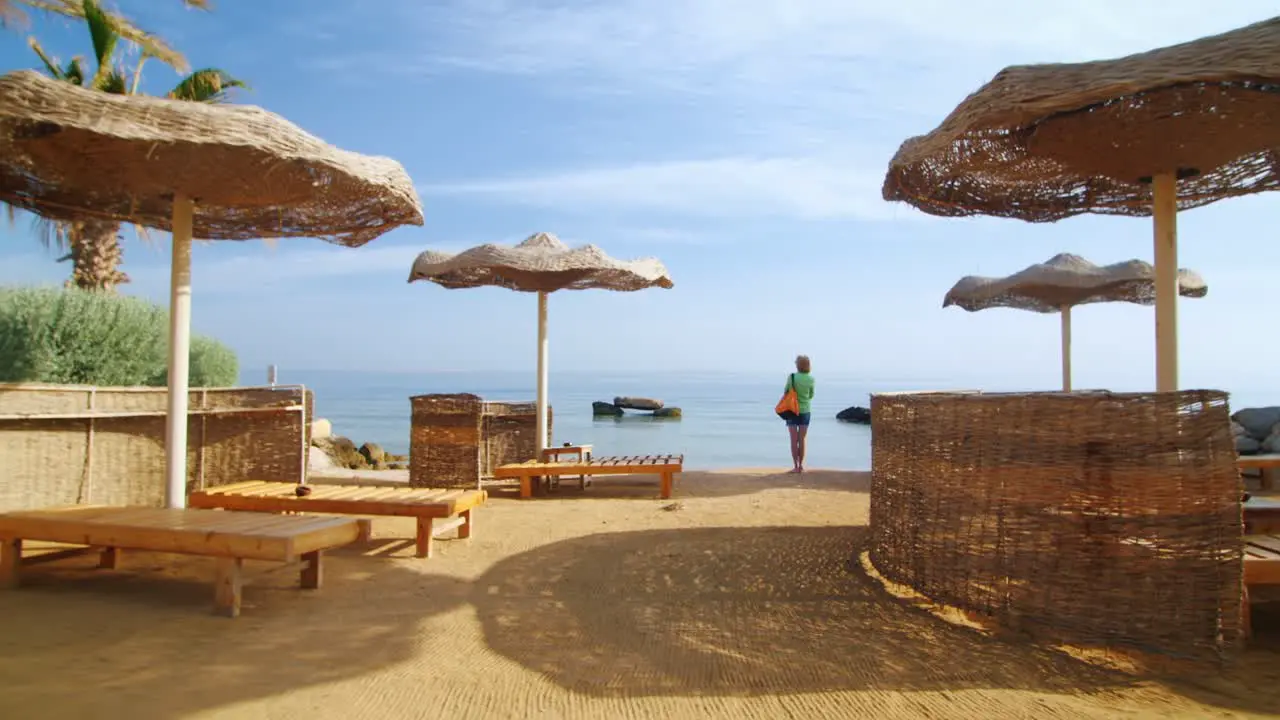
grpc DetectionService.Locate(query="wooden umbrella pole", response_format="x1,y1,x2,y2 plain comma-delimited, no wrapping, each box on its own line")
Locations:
165,194,195,508
1060,305,1072,392
1152,173,1179,392
535,291,549,456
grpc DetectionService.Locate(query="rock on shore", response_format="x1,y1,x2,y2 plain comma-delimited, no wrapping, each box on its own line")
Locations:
837,406,871,424
310,418,407,470
1233,406,1280,454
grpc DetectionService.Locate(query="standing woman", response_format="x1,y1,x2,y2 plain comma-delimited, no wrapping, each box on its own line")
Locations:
784,355,816,472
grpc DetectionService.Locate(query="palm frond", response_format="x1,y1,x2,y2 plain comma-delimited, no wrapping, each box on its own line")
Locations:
81,0,120,86
64,55,84,85
168,68,247,103
26,35,65,79
16,0,191,73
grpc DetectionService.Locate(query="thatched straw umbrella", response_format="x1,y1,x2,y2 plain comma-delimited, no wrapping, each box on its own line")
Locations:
407,232,673,456
0,69,424,508
882,16,1280,392
944,253,1208,391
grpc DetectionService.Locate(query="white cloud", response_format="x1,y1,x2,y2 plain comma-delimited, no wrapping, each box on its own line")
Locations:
422,155,924,222
400,0,1278,120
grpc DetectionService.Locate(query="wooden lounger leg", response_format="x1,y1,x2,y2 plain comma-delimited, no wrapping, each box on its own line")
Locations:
458,510,474,540
99,546,122,570
520,475,533,499
660,471,674,499
214,557,244,618
301,550,323,590
355,519,374,543
0,538,21,589
416,517,435,558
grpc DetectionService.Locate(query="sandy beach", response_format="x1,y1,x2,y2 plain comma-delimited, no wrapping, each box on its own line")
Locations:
1,468,1277,720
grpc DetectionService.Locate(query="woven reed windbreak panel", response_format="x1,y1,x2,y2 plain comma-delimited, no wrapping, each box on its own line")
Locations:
0,384,311,512
480,401,551,478
410,394,552,488
869,390,1243,666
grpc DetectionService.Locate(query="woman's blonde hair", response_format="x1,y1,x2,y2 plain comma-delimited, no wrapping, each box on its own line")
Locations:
795,354,811,373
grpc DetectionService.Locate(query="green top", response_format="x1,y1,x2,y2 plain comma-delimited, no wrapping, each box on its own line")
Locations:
786,372,815,414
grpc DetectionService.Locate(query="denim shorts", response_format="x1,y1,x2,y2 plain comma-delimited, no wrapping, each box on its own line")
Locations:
785,412,811,427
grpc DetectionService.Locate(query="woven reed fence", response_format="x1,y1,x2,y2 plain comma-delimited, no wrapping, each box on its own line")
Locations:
0,383,312,512
869,389,1243,666
409,394,550,489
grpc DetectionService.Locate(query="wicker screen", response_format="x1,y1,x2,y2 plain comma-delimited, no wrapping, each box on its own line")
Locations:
410,394,552,489
869,389,1243,666
0,384,311,511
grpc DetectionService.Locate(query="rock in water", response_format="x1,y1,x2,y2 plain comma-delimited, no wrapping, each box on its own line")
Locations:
359,442,386,466
653,407,682,418
593,401,624,417
614,396,664,411
836,406,871,424
1232,407,1280,441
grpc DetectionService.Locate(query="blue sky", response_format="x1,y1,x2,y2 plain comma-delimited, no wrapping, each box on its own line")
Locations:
2,1,1279,391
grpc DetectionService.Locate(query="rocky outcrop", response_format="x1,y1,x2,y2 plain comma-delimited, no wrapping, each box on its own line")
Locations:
359,442,386,466
594,399,681,419
311,431,407,471
1231,407,1280,454
593,401,624,417
1233,407,1280,441
837,406,871,424
614,396,663,411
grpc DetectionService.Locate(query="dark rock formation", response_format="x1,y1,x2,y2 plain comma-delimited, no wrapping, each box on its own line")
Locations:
836,406,871,424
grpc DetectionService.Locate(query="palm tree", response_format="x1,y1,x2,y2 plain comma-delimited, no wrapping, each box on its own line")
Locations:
3,0,209,72
17,0,245,292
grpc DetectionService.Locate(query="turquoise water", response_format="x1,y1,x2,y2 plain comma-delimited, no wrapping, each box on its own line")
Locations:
249,369,1280,471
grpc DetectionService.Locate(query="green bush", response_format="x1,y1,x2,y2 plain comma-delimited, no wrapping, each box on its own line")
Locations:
188,335,239,387
0,286,239,387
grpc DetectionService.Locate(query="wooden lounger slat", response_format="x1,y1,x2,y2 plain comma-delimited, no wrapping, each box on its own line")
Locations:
188,482,486,560
0,506,358,618
493,451,684,500
1247,535,1280,556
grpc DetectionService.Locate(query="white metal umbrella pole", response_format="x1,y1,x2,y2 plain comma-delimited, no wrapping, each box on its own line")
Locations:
1060,305,1072,392
164,194,195,508
535,290,549,456
1152,173,1179,392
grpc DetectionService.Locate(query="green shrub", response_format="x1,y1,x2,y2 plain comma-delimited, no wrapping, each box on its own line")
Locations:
0,286,239,387
189,335,239,387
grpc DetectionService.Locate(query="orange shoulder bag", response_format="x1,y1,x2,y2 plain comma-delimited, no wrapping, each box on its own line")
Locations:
775,373,800,419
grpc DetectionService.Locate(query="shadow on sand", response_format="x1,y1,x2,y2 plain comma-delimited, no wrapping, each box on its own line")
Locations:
0,548,470,720
468,525,1130,697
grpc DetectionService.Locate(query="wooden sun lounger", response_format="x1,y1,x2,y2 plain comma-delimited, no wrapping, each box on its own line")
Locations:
1244,533,1280,639
493,454,685,499
1239,454,1280,491
189,481,486,559
0,505,359,617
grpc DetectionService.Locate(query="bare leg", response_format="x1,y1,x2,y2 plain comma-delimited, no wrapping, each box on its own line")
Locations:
797,426,809,472
787,425,800,471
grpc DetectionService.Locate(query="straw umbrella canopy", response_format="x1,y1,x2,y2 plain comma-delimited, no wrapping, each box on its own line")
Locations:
882,16,1280,392
0,69,424,508
407,232,673,456
943,253,1208,391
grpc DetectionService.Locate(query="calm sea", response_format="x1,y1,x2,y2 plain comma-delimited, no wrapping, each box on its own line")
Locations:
243,369,1280,471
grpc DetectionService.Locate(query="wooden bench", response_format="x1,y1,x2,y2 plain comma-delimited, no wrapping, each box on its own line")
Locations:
0,505,359,617
494,454,685,499
1244,533,1280,639
189,481,486,558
